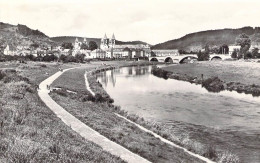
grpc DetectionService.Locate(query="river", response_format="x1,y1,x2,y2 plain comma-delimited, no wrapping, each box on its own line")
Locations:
96,65,260,162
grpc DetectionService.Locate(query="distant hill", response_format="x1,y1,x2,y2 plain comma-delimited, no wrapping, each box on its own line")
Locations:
51,36,150,46
0,22,57,49
152,27,260,51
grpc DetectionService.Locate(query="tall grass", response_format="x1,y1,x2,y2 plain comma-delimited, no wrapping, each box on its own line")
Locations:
0,63,124,162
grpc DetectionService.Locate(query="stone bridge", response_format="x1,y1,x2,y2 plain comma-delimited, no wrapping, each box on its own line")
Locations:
149,54,231,63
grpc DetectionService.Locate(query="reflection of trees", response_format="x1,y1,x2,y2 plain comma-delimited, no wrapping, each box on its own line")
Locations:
135,67,148,76
98,71,108,87
128,68,132,75
110,70,116,87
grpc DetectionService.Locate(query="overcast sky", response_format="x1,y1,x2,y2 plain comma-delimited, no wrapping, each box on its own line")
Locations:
0,0,260,44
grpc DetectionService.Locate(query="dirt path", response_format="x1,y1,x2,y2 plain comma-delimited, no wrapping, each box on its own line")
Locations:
38,68,150,163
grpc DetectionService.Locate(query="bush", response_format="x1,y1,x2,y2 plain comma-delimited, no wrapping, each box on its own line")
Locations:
0,70,6,80
202,77,224,92
244,51,252,59
197,51,209,61
94,93,106,103
231,51,237,58
53,89,68,97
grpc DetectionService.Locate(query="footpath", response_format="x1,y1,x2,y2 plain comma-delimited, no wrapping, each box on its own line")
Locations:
38,68,150,163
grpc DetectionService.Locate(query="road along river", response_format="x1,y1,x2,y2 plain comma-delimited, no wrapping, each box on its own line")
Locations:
96,65,260,162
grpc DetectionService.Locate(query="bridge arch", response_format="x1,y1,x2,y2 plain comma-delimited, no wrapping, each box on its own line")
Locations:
150,57,159,62
211,56,222,60
164,57,173,63
179,56,198,64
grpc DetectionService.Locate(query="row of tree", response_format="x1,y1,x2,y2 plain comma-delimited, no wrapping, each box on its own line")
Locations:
0,53,86,63
196,33,259,61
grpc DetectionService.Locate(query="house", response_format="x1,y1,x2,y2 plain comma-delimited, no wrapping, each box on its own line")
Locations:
4,44,17,55
89,49,106,59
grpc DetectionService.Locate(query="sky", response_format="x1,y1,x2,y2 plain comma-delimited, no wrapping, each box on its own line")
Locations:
0,0,260,45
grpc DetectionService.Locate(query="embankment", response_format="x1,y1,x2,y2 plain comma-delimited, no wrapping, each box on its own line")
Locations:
151,64,260,96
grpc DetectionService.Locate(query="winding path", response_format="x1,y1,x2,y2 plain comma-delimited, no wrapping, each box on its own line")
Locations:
38,68,150,163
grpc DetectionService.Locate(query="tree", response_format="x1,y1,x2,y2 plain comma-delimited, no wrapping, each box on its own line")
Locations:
210,45,219,54
252,47,259,58
61,42,73,49
244,51,252,59
236,33,251,48
75,53,85,63
197,50,209,61
80,43,88,50
219,44,229,54
231,49,238,58
236,33,251,59
88,41,98,51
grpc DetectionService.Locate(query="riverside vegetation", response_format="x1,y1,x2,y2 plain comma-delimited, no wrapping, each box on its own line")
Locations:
0,61,124,162
152,60,260,96
50,61,240,163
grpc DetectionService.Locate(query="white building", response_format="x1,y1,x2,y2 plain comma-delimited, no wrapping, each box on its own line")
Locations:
4,45,16,55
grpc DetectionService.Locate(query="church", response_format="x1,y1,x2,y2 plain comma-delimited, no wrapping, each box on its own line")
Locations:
100,33,151,59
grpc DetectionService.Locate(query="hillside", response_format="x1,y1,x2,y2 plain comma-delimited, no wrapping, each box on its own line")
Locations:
152,27,260,51
51,36,150,46
0,22,57,50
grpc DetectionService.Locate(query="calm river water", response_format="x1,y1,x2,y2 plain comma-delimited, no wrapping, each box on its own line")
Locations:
96,65,260,162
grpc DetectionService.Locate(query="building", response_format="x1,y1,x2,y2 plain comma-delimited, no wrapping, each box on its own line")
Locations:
100,33,151,59
151,49,179,57
73,37,88,56
89,49,106,59
228,45,240,55
4,44,16,55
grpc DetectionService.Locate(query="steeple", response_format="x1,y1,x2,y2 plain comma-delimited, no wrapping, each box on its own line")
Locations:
104,33,107,39
75,37,78,42
111,33,115,40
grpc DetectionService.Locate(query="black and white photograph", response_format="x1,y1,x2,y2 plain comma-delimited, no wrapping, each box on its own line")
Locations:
0,0,260,162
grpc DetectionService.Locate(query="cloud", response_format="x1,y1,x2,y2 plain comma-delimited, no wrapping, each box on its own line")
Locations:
0,0,260,44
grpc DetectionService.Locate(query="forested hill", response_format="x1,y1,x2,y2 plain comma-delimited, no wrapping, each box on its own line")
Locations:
152,27,260,51
0,22,56,48
51,36,150,46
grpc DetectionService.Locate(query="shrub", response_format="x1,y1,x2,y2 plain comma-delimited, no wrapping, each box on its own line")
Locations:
231,51,237,58
202,77,224,92
0,70,6,80
53,89,68,97
94,93,106,103
197,51,209,61
203,145,217,160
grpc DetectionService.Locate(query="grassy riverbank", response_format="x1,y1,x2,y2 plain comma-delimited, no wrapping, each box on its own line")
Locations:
160,60,260,96
0,61,124,162
50,62,204,162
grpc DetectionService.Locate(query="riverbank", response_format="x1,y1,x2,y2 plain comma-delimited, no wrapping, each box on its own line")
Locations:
153,60,260,96
0,61,124,162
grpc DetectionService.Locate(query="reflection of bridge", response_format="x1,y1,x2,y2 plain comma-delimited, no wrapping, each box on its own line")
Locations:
149,54,231,63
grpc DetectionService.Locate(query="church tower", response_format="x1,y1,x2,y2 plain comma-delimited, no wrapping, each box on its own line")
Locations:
101,34,109,49
109,33,116,48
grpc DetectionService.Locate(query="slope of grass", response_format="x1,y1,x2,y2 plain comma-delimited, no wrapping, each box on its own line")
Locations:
0,62,124,162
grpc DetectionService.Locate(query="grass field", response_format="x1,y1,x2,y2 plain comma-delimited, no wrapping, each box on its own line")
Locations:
162,60,260,85
0,61,124,162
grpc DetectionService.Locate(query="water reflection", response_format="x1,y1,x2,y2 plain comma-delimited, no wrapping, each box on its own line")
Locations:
96,66,150,87
96,65,260,162
96,66,260,132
